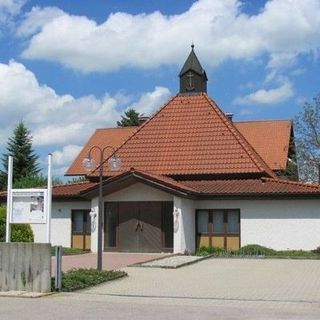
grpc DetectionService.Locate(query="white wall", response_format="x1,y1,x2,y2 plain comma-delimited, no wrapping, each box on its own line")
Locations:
31,200,91,247
196,199,320,250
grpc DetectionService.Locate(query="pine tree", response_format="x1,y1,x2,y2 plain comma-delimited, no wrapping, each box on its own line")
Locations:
0,121,40,189
117,109,141,127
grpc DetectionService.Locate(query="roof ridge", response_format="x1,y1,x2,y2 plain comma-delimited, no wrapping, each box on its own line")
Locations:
235,119,292,124
53,180,93,188
95,126,138,131
203,94,276,178
262,177,320,189
90,94,177,175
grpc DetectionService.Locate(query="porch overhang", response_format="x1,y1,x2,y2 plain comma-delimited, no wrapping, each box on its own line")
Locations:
80,169,198,199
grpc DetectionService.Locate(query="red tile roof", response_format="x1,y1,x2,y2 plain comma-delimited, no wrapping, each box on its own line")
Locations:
52,181,97,198
82,169,320,198
66,127,137,176
0,171,319,200
182,177,320,196
91,94,275,178
235,120,292,170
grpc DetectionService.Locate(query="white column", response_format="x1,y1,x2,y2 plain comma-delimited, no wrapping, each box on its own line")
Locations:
173,196,195,254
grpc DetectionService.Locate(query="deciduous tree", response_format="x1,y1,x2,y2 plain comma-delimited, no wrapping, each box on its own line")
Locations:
294,95,320,182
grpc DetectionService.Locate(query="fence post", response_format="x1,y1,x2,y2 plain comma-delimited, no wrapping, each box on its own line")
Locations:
55,246,62,291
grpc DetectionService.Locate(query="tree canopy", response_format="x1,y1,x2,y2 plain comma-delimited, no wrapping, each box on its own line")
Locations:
294,95,320,182
117,109,141,127
0,121,40,189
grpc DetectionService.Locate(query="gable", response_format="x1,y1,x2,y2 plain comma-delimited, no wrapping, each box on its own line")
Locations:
93,94,275,178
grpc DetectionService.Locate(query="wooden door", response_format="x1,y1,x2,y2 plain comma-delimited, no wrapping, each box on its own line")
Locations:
117,202,162,252
118,202,139,252
71,210,91,250
138,202,162,253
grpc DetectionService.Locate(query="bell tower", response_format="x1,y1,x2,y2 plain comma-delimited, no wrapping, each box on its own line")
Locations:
179,45,207,94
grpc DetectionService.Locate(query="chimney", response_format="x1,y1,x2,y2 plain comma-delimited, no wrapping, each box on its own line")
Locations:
138,116,149,126
225,113,233,121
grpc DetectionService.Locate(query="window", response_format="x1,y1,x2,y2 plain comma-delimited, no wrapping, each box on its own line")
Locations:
72,211,84,233
227,210,239,233
197,210,209,233
196,209,240,249
212,210,224,234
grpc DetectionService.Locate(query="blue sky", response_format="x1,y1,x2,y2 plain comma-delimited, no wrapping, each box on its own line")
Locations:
0,0,319,178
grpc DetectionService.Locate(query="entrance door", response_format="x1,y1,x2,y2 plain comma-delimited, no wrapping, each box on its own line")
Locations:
71,210,91,250
118,202,162,252
105,201,172,252
137,202,162,252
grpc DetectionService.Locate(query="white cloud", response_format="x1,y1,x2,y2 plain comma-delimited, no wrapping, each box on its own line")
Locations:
18,0,320,73
128,86,171,116
0,0,26,26
0,60,171,173
52,145,82,166
234,81,294,105
16,6,64,37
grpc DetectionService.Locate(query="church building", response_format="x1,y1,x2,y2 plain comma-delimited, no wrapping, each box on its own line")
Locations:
29,46,320,253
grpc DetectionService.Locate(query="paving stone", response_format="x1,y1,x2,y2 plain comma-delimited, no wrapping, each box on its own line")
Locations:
139,255,204,268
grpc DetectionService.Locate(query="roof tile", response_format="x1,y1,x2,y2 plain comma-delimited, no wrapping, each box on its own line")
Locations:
93,94,275,177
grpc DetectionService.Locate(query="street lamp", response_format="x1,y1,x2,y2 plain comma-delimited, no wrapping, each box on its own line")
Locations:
82,146,121,270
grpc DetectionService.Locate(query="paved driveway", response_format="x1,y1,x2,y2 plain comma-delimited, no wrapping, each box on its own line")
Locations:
2,258,320,319
52,252,169,272
83,258,320,303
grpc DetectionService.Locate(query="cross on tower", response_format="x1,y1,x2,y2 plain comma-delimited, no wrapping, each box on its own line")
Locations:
187,71,194,90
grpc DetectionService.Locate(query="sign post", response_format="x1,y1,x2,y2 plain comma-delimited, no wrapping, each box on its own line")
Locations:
5,154,53,243
5,156,13,243
47,154,52,243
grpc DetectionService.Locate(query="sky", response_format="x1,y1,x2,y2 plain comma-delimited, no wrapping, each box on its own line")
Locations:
0,0,319,179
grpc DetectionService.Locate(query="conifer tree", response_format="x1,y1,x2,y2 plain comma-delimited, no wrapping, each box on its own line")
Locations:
117,109,141,127
0,121,40,189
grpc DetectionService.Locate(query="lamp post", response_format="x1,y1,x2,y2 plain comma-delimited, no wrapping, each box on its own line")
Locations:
82,146,121,270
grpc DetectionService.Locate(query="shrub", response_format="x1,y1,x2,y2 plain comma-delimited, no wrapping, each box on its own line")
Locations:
239,244,276,256
311,246,320,254
60,268,127,292
196,246,228,256
0,206,34,242
11,224,34,242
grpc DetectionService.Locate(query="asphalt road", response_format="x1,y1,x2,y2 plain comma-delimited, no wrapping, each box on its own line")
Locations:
0,293,319,320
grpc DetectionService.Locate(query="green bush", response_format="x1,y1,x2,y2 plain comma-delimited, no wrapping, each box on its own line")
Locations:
60,268,127,292
196,246,227,256
312,246,320,254
0,206,34,242
51,246,89,256
196,244,320,258
239,244,275,256
0,207,5,242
